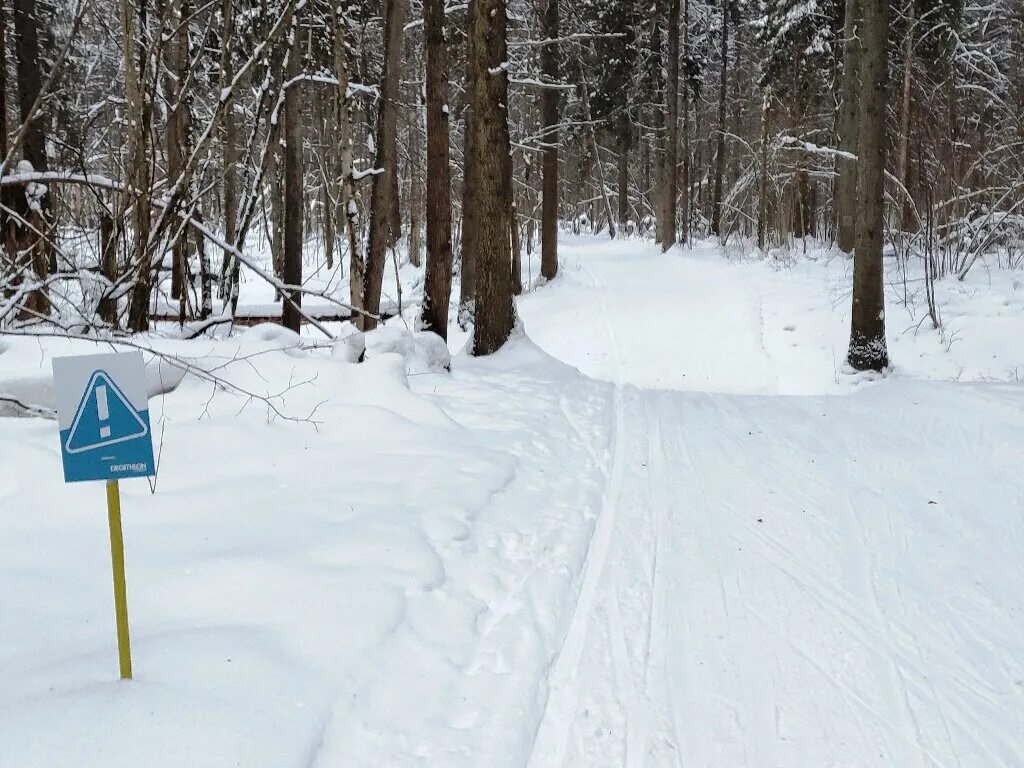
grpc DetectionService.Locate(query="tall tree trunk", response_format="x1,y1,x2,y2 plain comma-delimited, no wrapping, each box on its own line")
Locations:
408,115,423,268
0,2,7,166
835,0,861,252
195,208,212,318
220,0,240,308
578,58,615,238
98,211,119,326
660,0,680,251
896,0,914,230
757,88,770,250
650,15,663,237
710,0,728,237
418,0,453,338
281,10,303,332
539,0,559,280
360,0,405,330
270,148,284,284
333,5,362,319
324,166,335,270
681,0,690,243
509,154,522,295
166,0,189,304
616,112,630,232
847,0,889,371
793,170,813,237
0,3,9,272
13,0,46,174
470,0,515,356
12,0,51,315
124,0,154,332
458,0,478,326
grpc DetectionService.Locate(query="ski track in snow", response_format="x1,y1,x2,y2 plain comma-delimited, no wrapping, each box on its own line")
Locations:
3,236,1024,767
520,238,1024,768
527,261,634,768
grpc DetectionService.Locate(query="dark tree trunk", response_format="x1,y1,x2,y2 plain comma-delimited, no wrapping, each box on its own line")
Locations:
509,159,522,295
270,145,284,284
332,5,362,319
458,0,478,326
281,13,303,333
166,0,189,304
220,0,240,308
324,171,335,270
710,0,729,237
389,136,402,250
195,208,212,319
12,0,51,314
661,0,680,250
847,0,889,371
361,0,406,330
895,0,914,231
13,0,46,174
408,115,423,268
650,16,663,238
793,169,814,238
418,0,454,339
98,211,119,326
470,0,515,356
617,112,630,232
539,0,559,280
757,90,771,250
681,0,690,242
835,0,861,252
0,3,9,244
124,0,154,332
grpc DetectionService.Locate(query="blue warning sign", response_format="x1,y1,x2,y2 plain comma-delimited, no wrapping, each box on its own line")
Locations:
53,352,156,483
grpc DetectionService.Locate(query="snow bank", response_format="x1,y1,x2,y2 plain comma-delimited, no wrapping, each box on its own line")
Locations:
516,235,1024,394
0,317,612,767
365,326,451,373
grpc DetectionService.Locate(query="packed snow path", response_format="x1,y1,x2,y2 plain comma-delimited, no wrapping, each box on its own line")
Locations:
2,236,1023,767
521,239,1024,767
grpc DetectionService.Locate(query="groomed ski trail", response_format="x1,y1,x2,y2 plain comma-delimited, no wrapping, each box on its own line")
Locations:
521,239,1024,768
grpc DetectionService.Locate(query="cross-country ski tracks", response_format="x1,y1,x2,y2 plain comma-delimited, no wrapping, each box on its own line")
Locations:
521,245,1024,767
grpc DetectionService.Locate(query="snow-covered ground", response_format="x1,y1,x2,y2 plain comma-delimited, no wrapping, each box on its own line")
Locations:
2,235,1023,767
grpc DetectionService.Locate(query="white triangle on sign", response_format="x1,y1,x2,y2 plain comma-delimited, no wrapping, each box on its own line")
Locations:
65,370,148,454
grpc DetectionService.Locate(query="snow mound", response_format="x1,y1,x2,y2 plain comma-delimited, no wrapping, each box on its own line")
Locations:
330,323,365,363
365,327,451,373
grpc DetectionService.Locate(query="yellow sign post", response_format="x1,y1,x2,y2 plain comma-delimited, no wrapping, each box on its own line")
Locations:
53,352,154,680
105,479,133,680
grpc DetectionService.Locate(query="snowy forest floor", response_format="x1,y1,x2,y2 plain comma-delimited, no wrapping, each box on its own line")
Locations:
2,235,1023,767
